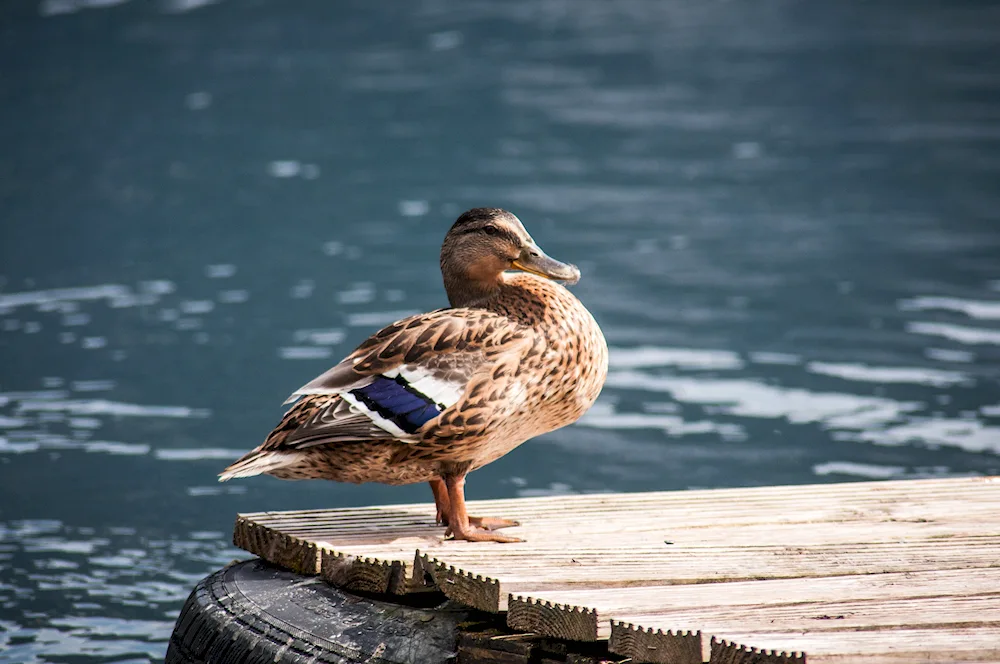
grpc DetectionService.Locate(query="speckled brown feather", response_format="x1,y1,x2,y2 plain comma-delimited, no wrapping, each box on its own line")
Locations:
221,273,607,485
221,209,608,498
393,273,606,470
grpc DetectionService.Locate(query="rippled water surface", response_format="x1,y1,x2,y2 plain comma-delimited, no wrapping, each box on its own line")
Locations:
2,0,1000,661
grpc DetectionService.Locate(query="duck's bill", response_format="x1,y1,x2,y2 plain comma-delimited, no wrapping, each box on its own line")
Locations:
512,245,581,285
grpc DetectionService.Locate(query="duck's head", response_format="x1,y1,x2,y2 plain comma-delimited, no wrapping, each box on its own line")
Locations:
440,208,580,307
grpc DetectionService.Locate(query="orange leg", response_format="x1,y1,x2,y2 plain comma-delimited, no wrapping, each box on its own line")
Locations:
429,477,520,532
442,474,522,543
468,515,521,531
429,478,450,526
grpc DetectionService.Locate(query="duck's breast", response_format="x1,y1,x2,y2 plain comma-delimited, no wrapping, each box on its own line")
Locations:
499,274,609,435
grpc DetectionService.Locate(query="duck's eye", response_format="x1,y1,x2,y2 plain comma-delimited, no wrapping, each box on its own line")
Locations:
482,225,500,236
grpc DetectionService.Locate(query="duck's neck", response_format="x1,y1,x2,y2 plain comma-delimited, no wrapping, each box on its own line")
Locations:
447,273,571,331
443,272,503,309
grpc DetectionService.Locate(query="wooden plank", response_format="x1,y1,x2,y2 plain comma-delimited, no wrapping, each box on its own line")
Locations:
707,629,1000,663
236,478,1000,562
233,511,430,593
237,477,999,530
608,626,706,664
239,503,440,548
613,593,1000,639
426,538,1000,611
508,567,1000,640
320,549,408,595
232,515,320,575
611,625,1000,664
417,554,501,612
242,513,1000,548
236,476,1000,605
231,476,1000,663
456,632,533,664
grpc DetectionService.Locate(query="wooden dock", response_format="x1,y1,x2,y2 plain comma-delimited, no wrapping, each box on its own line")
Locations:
233,476,1000,663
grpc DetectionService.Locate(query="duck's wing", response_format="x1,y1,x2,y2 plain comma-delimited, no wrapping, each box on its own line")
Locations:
274,308,533,449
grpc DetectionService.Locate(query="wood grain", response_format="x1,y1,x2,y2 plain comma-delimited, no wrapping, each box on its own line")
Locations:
508,567,1000,639
707,629,1000,663
608,624,706,664
232,476,1000,663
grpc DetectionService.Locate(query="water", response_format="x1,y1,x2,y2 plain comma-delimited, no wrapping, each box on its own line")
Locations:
2,0,999,660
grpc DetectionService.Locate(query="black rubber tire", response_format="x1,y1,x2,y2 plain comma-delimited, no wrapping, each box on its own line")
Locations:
165,559,470,664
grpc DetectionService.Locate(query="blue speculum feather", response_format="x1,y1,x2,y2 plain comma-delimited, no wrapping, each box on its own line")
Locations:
351,375,443,434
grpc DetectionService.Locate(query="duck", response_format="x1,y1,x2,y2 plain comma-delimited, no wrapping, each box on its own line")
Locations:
220,208,608,543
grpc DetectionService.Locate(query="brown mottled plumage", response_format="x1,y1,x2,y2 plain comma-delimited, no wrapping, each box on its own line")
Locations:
220,208,608,542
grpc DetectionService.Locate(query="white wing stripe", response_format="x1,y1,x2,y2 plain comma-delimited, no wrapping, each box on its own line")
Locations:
339,391,410,439
386,366,465,407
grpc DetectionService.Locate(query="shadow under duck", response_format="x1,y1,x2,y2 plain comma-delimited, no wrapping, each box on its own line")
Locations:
220,208,608,542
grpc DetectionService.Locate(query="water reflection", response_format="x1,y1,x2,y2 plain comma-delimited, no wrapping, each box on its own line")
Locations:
0,519,240,663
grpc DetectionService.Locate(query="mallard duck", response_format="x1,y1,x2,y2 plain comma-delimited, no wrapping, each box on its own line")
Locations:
220,208,608,542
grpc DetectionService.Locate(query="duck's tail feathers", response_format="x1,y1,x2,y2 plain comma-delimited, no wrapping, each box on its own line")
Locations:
218,450,306,482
